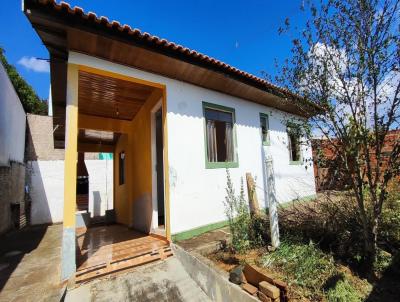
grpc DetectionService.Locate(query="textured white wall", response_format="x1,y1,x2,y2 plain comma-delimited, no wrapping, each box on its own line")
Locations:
85,159,114,217
29,159,114,225
69,52,316,235
29,160,64,225
0,63,26,166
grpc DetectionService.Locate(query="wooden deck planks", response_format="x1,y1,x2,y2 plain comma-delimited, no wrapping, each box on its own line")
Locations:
75,225,172,284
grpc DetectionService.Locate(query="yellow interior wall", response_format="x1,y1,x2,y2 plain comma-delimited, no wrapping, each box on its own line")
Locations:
112,89,162,230
113,134,130,225
128,90,163,230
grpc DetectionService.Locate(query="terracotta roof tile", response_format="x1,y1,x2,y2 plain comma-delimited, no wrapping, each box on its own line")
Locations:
29,0,322,111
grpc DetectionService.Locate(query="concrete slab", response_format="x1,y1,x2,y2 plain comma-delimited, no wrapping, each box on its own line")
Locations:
177,227,231,255
0,224,64,302
65,257,211,302
172,244,258,302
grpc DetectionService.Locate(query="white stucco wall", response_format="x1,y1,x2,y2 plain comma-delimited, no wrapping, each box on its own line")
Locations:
85,159,113,217
0,63,26,166
29,159,113,225
29,160,65,225
68,52,317,235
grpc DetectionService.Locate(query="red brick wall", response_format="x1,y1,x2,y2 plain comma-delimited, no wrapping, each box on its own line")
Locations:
313,130,400,191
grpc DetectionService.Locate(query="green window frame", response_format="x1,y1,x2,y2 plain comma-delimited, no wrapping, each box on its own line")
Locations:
287,126,302,165
259,113,270,146
202,102,239,169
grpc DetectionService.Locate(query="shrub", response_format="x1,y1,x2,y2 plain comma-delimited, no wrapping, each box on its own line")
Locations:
379,182,400,251
223,169,251,252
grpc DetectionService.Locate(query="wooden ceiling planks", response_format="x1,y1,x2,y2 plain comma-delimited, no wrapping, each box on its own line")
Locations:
78,70,154,120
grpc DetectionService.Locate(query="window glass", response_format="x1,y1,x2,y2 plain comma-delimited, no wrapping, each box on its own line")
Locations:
119,151,125,185
260,114,269,145
204,107,234,163
288,129,301,162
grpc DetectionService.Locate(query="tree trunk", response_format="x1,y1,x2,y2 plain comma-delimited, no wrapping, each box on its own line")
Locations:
363,215,379,278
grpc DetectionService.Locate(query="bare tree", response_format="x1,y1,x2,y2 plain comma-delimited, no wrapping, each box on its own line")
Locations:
273,0,400,273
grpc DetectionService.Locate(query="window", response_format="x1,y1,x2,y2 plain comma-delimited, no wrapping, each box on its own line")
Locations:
203,102,238,168
287,127,302,164
260,113,270,145
119,151,125,185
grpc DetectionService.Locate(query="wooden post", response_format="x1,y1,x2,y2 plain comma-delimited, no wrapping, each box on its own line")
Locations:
246,173,260,216
61,63,79,280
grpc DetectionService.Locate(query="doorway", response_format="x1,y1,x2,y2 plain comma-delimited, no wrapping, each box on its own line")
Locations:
155,108,165,228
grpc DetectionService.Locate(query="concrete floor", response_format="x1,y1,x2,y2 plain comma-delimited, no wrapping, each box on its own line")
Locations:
0,224,64,302
0,223,211,302
65,257,211,302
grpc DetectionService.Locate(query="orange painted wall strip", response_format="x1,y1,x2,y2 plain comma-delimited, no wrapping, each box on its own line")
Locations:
63,64,79,228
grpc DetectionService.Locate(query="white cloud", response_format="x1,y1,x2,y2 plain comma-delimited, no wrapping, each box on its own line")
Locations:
17,56,49,73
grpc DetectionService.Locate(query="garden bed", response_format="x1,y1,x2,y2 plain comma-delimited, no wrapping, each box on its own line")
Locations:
206,240,372,301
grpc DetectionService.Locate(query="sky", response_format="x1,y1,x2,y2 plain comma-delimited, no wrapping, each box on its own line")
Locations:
0,0,310,99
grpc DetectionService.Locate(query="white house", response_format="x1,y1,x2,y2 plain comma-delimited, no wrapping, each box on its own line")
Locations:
23,0,319,280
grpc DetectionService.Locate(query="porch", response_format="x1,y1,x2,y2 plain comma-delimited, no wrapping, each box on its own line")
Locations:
75,225,172,283
60,64,170,281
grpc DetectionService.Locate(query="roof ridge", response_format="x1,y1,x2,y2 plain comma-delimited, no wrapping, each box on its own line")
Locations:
32,0,323,113
38,0,301,97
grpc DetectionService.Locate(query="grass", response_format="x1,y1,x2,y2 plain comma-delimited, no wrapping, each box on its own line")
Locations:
326,277,362,302
261,237,369,301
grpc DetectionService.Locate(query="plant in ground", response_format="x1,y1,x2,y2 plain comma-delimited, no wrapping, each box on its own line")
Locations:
379,181,400,252
278,190,399,274
326,278,362,302
261,237,367,301
223,169,251,253
271,0,400,274
262,237,336,299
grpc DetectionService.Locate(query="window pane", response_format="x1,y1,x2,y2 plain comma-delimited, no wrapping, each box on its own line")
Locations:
260,115,269,144
288,132,301,161
204,108,233,123
204,106,235,163
119,151,125,185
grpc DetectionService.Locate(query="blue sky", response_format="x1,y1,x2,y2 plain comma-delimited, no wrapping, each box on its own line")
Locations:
0,1,309,99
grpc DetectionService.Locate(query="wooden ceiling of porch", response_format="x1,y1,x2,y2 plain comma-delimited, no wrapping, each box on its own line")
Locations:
78,70,155,121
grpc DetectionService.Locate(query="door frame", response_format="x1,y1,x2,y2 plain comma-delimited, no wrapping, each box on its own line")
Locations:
151,100,165,231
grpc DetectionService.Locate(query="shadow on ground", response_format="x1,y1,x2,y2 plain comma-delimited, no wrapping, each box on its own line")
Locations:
365,253,400,302
0,225,47,291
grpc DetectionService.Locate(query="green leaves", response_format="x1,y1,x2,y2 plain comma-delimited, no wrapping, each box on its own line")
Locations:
224,169,251,253
0,48,47,115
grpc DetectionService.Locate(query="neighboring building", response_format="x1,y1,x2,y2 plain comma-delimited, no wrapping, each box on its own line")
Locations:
0,60,26,234
312,130,400,191
23,0,320,280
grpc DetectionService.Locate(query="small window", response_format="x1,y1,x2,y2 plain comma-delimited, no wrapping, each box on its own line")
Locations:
260,113,270,145
287,127,301,163
119,151,125,185
203,102,238,168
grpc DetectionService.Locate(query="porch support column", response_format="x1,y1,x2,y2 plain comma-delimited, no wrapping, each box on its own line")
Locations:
61,64,79,281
